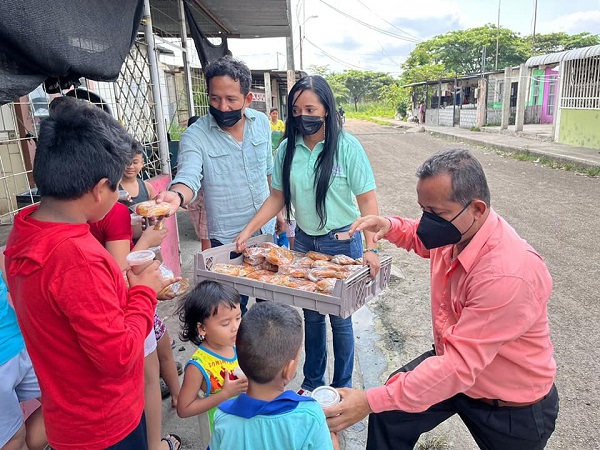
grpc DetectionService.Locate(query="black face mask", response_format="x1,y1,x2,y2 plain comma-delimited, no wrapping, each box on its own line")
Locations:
209,104,243,128
416,202,474,250
294,115,324,136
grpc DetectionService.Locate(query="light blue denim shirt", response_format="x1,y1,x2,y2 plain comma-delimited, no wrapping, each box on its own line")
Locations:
172,108,276,244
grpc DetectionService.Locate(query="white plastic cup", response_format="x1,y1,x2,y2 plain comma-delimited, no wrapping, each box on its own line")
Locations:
311,386,340,408
126,250,156,275
232,366,246,381
118,189,130,201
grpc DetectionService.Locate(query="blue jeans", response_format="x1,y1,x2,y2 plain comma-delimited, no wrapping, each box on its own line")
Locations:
294,225,363,390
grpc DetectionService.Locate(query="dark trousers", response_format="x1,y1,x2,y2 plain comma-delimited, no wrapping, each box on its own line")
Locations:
210,239,267,315
106,413,148,450
367,350,559,450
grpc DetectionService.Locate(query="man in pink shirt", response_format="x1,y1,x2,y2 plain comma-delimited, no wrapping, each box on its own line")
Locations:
327,149,559,449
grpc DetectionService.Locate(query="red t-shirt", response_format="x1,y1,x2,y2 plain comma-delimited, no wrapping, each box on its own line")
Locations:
89,202,133,249
4,206,156,449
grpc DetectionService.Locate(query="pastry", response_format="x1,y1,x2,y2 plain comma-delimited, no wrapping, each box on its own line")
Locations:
135,200,170,217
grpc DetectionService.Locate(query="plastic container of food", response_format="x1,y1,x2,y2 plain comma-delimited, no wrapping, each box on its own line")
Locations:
126,250,156,275
194,235,392,319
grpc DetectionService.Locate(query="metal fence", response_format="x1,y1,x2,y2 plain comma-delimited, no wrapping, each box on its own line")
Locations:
560,56,600,110
0,37,164,230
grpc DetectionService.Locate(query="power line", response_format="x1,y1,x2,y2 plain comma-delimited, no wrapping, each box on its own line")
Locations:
354,0,423,43
319,0,422,43
304,38,402,72
304,38,365,69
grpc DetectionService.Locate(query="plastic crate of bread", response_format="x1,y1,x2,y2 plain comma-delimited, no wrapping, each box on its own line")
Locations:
194,234,392,319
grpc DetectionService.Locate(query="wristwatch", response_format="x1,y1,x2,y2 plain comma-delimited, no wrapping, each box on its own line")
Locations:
169,189,185,207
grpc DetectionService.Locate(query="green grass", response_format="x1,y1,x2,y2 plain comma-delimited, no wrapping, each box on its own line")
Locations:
342,102,396,125
501,150,600,177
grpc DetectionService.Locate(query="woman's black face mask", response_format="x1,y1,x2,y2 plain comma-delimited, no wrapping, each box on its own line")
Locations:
294,115,324,136
416,201,473,250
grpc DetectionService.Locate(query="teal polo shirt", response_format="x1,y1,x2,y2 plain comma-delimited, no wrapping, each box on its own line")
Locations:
272,131,376,236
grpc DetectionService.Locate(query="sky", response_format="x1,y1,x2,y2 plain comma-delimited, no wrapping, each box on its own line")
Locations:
227,0,600,75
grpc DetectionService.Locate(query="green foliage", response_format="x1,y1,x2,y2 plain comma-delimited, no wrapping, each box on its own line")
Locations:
169,123,185,141
328,70,395,111
470,126,481,132
401,26,600,85
380,82,411,117
404,24,528,77
341,102,396,120
327,77,351,105
307,64,331,77
526,32,600,55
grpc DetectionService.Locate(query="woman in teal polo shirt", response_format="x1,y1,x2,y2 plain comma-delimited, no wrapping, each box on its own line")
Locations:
235,75,380,394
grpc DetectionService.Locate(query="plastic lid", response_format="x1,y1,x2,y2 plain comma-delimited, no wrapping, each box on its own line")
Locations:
311,386,340,407
126,250,156,266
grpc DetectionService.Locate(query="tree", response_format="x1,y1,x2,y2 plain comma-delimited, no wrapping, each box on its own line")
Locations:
307,64,331,77
526,32,600,55
325,77,350,105
330,70,395,111
408,24,528,76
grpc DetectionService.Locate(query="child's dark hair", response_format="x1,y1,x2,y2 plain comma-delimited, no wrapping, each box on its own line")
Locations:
178,280,241,346
132,140,145,157
236,302,302,384
34,97,132,199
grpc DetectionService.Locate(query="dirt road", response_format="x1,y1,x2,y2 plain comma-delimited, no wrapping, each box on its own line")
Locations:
346,119,600,449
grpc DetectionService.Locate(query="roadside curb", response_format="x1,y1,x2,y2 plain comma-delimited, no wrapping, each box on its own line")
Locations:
369,117,600,171
426,129,600,171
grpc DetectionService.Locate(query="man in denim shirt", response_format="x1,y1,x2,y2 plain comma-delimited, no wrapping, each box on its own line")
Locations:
158,56,276,312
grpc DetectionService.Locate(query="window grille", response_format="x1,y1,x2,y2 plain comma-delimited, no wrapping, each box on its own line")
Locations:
560,56,600,110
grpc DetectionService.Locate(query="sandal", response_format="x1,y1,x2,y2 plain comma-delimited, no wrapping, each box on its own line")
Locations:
161,434,181,450
160,378,170,399
176,361,183,375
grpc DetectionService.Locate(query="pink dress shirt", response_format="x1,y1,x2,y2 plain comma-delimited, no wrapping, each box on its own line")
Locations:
367,209,556,413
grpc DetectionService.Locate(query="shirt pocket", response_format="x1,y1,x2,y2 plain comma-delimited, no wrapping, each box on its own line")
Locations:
250,137,269,166
207,147,230,175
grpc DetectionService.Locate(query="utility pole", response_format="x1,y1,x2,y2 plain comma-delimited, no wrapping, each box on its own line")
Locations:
285,0,295,93
299,24,303,70
495,0,501,70
481,46,487,76
531,0,538,56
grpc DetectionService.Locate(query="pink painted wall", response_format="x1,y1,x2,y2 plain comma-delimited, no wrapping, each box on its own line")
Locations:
147,175,181,277
541,67,558,124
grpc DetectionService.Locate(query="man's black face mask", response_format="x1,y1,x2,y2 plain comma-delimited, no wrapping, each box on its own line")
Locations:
416,201,473,250
210,105,243,128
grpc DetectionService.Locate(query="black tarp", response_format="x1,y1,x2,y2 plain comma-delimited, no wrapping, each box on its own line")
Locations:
183,0,229,71
0,0,144,105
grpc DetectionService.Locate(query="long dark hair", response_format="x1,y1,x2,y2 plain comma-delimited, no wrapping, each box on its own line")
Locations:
282,75,343,230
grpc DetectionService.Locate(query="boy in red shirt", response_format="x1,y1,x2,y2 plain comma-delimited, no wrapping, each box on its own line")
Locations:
4,97,175,450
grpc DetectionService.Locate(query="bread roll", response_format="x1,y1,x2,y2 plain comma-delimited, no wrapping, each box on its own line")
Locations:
135,200,170,217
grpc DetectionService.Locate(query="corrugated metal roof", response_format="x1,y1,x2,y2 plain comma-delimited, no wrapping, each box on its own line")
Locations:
526,44,600,67
150,0,291,39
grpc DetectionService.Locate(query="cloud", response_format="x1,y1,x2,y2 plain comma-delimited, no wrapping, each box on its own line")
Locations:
542,11,600,35
390,15,464,40
326,36,362,51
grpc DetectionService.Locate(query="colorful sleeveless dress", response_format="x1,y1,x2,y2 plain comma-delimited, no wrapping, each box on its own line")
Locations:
187,345,239,430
